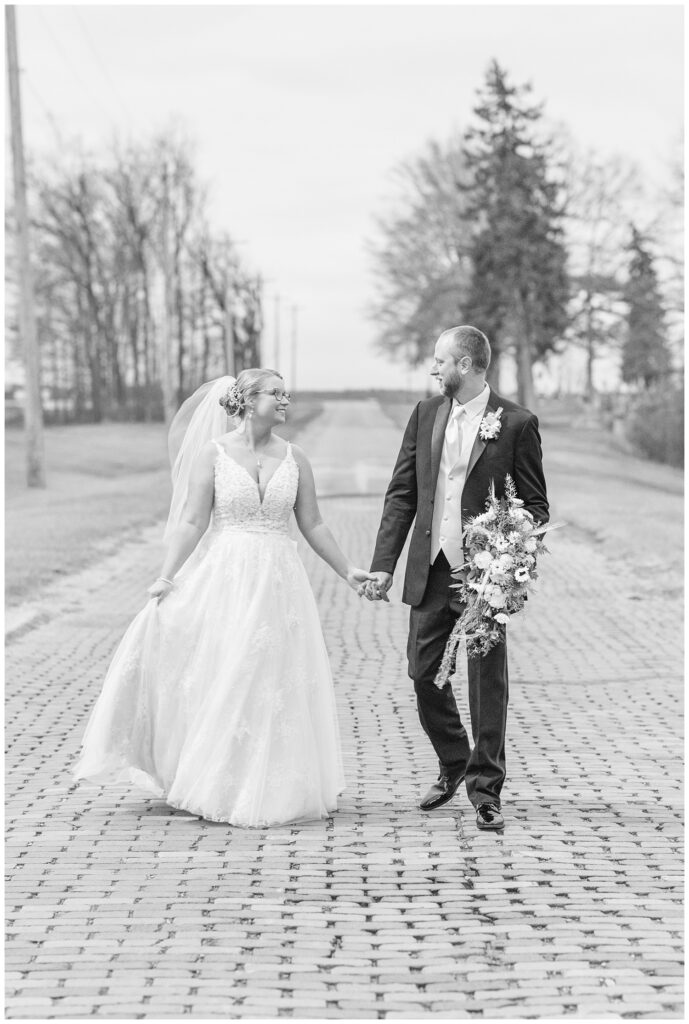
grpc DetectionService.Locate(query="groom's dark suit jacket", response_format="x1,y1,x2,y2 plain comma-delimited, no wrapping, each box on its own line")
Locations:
371,389,549,607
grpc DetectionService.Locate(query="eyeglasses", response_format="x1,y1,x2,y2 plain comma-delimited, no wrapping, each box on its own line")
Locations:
257,388,291,402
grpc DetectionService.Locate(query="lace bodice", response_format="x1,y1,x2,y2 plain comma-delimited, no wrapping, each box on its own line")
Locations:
211,441,299,535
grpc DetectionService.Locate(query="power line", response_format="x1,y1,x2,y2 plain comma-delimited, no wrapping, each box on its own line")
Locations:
23,73,64,147
34,6,118,125
72,8,131,122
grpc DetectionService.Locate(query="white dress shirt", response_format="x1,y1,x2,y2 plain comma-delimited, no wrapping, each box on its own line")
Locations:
430,384,491,569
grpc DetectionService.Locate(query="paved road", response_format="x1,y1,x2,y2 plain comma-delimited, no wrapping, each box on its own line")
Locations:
6,400,683,1018
301,398,404,498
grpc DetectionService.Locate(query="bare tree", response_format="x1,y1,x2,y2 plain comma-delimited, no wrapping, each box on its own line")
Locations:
561,146,642,397
368,137,472,373
23,130,265,423
190,228,263,382
105,143,162,418
33,166,109,419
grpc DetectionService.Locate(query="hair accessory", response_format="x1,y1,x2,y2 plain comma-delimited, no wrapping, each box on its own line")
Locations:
220,383,246,417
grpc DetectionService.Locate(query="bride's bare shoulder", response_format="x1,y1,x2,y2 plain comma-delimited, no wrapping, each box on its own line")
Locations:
184,442,220,487
211,432,242,454
271,433,292,456
288,443,314,476
196,439,224,463
288,441,309,462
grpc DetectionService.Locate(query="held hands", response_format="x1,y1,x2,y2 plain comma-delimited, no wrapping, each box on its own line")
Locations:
359,571,393,603
346,567,382,595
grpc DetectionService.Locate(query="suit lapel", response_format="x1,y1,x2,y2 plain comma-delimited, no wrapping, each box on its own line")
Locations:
465,389,500,483
430,398,451,488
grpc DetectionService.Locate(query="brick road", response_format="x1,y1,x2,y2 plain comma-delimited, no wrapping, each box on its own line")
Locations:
6,401,683,1018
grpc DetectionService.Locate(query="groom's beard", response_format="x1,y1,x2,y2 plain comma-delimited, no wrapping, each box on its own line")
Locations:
436,368,462,398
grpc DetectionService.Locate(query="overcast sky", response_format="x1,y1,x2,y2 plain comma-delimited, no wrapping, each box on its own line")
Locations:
15,3,683,389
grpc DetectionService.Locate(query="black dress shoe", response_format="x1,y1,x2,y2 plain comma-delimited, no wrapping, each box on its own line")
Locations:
419,769,465,811
476,802,504,830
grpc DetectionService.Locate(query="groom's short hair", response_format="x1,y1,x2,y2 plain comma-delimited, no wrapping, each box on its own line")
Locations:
443,326,491,372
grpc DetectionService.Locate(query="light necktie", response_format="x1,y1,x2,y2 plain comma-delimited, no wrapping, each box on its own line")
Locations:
448,404,465,466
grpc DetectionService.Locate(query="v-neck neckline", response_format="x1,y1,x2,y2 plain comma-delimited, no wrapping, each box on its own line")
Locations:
216,443,290,507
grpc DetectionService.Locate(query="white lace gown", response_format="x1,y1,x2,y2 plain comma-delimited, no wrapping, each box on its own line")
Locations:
73,441,345,827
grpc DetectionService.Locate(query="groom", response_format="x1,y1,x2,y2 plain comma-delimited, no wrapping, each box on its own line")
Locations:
365,326,548,830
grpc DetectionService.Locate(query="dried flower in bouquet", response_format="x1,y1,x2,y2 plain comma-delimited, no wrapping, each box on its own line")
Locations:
434,475,562,688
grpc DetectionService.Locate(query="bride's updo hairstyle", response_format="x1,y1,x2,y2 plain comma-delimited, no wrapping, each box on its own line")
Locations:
219,368,284,418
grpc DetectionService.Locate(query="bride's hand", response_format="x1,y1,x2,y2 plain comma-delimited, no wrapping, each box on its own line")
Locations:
360,571,392,602
346,568,381,595
148,578,174,602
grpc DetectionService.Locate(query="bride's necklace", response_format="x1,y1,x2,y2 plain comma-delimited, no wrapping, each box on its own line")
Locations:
241,433,269,470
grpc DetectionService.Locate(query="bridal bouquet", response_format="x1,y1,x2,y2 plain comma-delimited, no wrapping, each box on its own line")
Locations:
434,475,560,689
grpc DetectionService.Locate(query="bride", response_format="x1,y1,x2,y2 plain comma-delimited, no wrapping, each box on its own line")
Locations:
73,369,376,827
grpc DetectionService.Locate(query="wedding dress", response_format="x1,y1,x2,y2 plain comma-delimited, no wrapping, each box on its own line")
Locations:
74,440,345,827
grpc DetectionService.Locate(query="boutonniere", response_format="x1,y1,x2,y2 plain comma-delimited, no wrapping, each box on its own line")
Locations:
479,407,503,441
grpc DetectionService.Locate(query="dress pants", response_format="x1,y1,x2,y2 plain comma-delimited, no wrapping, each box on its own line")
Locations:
407,550,509,807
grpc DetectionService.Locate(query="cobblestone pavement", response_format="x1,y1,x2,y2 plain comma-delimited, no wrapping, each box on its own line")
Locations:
6,401,683,1019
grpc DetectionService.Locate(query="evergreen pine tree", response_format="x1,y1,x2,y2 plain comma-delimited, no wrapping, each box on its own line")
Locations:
621,226,671,389
462,61,569,405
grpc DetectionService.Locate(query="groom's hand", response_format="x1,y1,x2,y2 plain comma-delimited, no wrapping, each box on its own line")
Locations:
360,571,393,602
346,568,381,594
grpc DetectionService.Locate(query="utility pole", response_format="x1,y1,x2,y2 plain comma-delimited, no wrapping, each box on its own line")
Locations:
6,5,46,486
290,304,299,391
273,292,281,371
